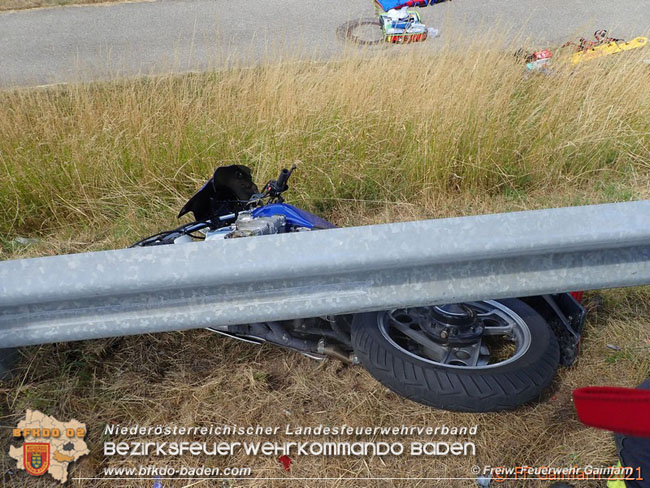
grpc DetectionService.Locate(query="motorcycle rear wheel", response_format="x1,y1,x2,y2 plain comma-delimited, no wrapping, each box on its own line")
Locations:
351,298,559,412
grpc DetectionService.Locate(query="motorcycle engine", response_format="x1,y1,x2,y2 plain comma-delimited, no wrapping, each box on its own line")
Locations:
225,212,286,239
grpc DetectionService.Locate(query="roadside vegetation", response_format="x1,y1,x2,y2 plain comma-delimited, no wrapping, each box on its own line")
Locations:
0,0,117,11
1,44,649,486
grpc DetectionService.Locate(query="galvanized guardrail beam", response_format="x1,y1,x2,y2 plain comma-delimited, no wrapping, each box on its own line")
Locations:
1,201,649,348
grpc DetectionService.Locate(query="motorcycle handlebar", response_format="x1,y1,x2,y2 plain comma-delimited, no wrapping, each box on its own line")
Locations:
276,168,291,190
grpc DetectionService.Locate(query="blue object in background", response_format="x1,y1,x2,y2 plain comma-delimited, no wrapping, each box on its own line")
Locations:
375,0,446,11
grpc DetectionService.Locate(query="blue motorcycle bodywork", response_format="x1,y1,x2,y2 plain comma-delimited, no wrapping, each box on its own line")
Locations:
252,203,336,230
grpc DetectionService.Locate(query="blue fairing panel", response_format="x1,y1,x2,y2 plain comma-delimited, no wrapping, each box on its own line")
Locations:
375,0,445,11
252,204,336,230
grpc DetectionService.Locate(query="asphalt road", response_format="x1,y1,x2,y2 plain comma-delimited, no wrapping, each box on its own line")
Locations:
1,0,649,87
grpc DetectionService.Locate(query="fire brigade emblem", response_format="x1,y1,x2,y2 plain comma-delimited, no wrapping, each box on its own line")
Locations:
24,443,50,476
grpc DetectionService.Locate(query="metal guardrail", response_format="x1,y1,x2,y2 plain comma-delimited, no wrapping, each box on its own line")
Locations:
1,201,649,348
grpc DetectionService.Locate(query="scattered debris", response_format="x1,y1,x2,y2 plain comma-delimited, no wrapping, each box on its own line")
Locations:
338,1,444,45
518,30,649,71
567,31,648,64
374,0,448,10
525,49,553,72
607,344,622,351
379,8,429,43
562,29,623,52
11,236,40,246
278,455,292,472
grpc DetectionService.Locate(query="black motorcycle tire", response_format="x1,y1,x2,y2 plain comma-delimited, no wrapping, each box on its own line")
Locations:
351,298,560,412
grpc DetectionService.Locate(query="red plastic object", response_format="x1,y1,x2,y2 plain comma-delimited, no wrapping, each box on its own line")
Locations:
534,49,553,60
278,455,292,472
573,386,650,438
570,291,584,302
387,32,427,43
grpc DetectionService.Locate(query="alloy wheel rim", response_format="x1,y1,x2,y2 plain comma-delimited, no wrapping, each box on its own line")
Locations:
377,300,532,370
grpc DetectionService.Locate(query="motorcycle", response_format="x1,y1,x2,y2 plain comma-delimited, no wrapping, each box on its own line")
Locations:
132,164,587,412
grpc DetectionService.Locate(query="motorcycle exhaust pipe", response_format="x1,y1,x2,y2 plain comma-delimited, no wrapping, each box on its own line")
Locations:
317,339,357,365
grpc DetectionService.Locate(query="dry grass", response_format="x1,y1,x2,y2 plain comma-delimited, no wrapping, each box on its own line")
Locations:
1,43,649,487
1,44,649,253
1,291,648,488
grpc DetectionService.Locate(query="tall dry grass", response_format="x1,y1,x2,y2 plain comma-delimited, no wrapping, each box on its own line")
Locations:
0,0,123,12
1,43,649,487
1,44,649,257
